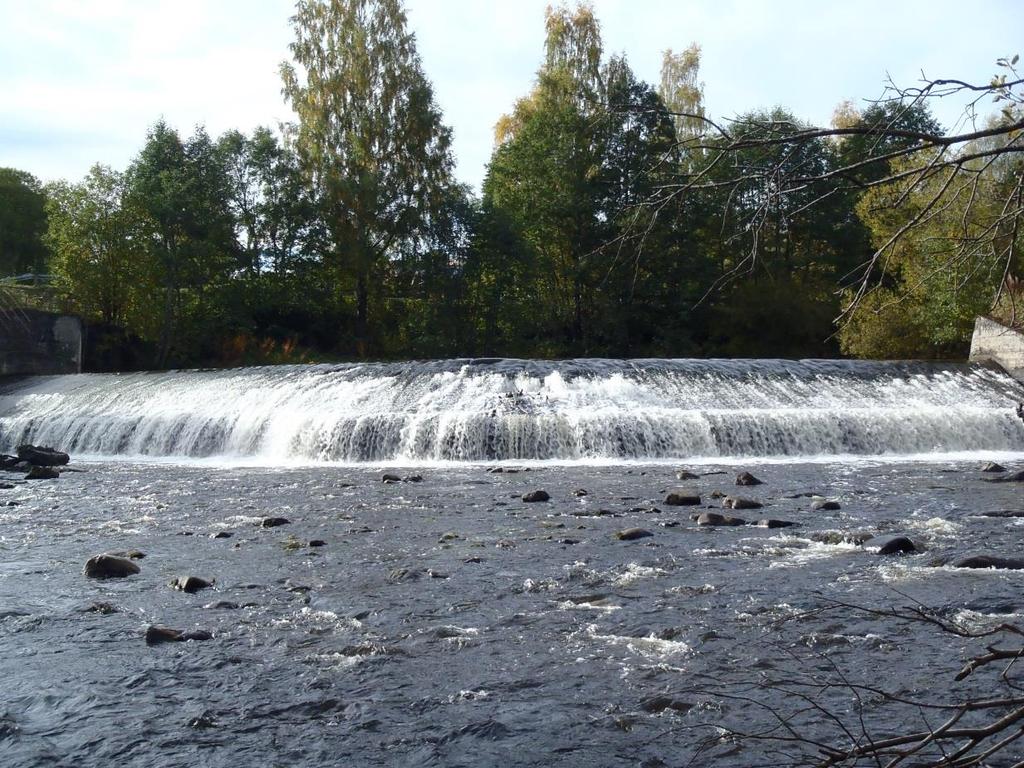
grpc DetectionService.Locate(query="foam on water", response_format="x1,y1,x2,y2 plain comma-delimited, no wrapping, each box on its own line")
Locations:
0,358,1021,463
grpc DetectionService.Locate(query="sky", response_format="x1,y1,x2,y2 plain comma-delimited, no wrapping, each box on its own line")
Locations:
2,0,1022,192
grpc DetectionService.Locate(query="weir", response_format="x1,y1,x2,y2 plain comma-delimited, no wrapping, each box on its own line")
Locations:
0,359,1021,463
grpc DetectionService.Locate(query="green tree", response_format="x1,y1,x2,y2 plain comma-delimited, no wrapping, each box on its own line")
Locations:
485,3,608,352
127,121,237,366
834,101,944,185
483,4,713,356
45,165,151,329
691,109,867,355
217,126,317,276
0,167,50,276
280,0,457,356
462,199,544,355
840,124,1023,358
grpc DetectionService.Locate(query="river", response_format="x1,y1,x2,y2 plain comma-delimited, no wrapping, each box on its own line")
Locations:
0,359,1022,766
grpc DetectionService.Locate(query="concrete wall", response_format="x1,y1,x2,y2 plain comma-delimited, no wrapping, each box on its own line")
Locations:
0,309,82,375
969,316,1024,381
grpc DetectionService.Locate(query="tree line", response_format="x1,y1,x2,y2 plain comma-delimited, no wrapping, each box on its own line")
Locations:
1,0,1020,369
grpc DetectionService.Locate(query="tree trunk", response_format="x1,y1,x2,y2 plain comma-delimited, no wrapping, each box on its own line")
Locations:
355,269,369,358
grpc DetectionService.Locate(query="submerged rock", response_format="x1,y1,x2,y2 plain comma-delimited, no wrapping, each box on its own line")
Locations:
981,462,1007,473
25,466,59,480
83,602,119,614
522,490,550,503
17,444,70,467
145,626,213,645
615,528,654,541
84,554,140,579
675,470,700,481
810,531,873,546
260,517,290,528
722,496,763,510
810,500,841,511
381,473,402,483
641,696,694,715
388,567,422,583
974,510,1024,518
954,555,1024,570
665,490,701,506
985,470,1024,483
170,575,214,593
108,550,145,560
693,512,746,527
735,471,764,486
755,519,797,529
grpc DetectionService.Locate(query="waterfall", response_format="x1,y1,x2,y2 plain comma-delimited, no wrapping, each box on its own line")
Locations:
0,359,1021,462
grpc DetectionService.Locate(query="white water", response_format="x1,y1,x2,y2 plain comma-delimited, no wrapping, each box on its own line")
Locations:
0,359,1021,463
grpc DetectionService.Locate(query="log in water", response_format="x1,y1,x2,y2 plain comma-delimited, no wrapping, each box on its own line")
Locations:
0,359,1021,462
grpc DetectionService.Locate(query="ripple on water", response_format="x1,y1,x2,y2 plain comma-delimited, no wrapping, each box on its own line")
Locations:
572,623,692,661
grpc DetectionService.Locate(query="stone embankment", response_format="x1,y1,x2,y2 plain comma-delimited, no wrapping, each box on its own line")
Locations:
0,309,82,375
969,316,1024,382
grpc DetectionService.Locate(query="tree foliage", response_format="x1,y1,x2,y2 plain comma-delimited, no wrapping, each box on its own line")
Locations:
45,166,150,329
0,167,49,276
27,1,1022,368
280,0,457,355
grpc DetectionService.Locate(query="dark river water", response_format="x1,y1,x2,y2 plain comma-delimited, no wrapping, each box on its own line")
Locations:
2,457,1024,767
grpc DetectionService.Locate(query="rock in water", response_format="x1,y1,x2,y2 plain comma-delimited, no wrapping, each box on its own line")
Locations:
665,490,701,506
145,626,213,645
16,445,70,467
735,472,764,486
870,536,918,555
755,519,797,529
981,462,1007,473
615,528,654,541
954,555,1024,570
522,490,550,503
722,496,763,510
693,512,747,527
170,576,214,593
675,470,699,481
83,554,140,579
810,499,841,511
260,517,290,528
25,466,59,480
